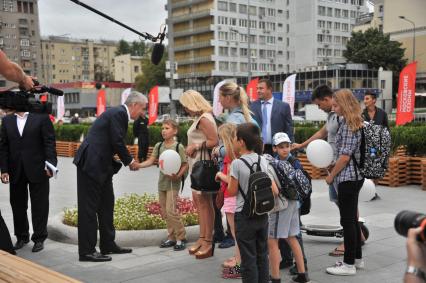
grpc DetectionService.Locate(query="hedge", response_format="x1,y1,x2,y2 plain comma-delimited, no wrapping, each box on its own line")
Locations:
54,122,426,156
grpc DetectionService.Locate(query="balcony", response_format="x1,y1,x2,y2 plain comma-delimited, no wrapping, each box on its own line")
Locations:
174,40,212,52
171,9,213,24
176,55,212,66
169,0,208,10
174,25,212,38
177,71,211,79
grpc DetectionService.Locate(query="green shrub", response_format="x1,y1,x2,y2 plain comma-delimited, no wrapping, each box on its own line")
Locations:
63,193,198,230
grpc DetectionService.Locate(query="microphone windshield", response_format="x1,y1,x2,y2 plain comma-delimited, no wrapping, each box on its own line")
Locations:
151,43,165,65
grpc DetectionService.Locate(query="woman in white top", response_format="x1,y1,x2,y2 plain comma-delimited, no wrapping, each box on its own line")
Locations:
179,90,218,259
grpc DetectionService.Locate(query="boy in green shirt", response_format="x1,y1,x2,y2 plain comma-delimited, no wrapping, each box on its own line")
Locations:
138,119,188,251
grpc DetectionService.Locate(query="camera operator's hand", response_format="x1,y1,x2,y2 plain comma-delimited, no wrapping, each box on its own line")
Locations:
19,75,35,91
1,173,9,184
406,226,426,271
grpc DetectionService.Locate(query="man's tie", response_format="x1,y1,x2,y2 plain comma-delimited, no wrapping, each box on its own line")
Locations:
262,101,269,144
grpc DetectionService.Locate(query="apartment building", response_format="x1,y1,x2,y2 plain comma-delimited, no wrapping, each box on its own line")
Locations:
167,0,368,82
40,36,117,84
0,0,42,88
114,54,143,83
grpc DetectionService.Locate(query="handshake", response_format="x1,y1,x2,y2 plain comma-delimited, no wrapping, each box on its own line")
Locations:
129,160,141,171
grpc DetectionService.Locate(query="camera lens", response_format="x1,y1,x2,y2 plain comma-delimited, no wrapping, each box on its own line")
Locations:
394,210,426,241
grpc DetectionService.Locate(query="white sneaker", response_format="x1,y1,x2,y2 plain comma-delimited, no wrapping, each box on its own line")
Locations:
355,259,365,269
326,261,356,276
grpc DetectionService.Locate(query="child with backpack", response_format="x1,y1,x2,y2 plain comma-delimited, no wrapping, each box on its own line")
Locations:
138,119,188,251
226,123,277,283
267,132,310,283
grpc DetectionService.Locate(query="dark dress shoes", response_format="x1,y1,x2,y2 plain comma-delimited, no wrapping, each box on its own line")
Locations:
101,245,132,255
13,239,29,250
32,242,44,253
79,252,112,262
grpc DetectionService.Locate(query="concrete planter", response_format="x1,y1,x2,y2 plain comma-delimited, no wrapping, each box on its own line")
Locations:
47,213,200,247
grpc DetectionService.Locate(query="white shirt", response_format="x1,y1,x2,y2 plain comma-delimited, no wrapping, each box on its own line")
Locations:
15,112,29,136
261,97,274,144
122,104,131,121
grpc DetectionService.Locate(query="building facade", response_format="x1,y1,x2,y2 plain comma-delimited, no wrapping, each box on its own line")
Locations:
114,54,143,83
40,36,117,84
167,0,368,81
0,0,42,88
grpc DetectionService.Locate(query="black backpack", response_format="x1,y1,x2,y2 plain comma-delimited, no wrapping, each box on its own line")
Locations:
238,156,274,218
157,141,186,191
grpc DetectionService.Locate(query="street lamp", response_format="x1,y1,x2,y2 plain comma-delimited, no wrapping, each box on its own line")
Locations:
398,16,416,62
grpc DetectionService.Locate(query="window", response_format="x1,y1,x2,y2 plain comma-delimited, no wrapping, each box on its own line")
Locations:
230,48,238,56
229,2,237,12
21,50,30,57
379,5,383,12
249,5,256,15
239,4,247,14
334,36,341,43
240,48,248,56
240,62,248,72
240,33,248,42
327,7,332,17
334,49,341,56
249,35,256,43
342,9,348,18
251,63,257,71
267,8,275,16
230,31,238,41
350,10,356,18
335,9,341,18
342,23,349,31
318,20,325,28
334,22,341,30
219,46,229,56
267,50,275,58
218,16,228,25
230,62,238,72
286,10,289,19
219,61,229,71
318,6,326,16
218,31,228,40
259,35,266,44
266,36,275,44
249,20,257,29
259,7,265,16
239,19,247,27
286,37,290,46
218,1,227,11
327,21,332,29
381,80,386,89
259,49,266,58
230,18,237,26
317,34,324,42
342,37,348,44
250,49,256,58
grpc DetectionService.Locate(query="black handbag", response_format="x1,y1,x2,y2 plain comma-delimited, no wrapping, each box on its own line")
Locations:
190,142,220,192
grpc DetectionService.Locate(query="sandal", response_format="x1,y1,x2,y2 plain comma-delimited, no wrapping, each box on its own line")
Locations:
222,257,237,268
328,247,345,257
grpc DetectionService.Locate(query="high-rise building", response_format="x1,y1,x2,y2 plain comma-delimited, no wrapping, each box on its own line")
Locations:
0,0,42,88
40,36,117,84
167,0,368,82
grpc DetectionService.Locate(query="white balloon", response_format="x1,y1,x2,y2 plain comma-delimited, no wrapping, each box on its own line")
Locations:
359,179,376,202
158,150,181,175
306,140,334,168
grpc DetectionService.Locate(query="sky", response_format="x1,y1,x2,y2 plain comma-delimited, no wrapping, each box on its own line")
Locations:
38,0,167,42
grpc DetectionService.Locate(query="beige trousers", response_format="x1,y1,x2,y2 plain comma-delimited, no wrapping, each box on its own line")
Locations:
159,190,186,241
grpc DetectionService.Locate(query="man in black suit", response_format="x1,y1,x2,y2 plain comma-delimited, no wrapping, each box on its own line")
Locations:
250,78,294,155
0,110,57,253
0,50,35,255
73,91,146,262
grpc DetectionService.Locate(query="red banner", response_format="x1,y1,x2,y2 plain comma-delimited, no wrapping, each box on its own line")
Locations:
246,78,259,101
96,89,106,117
40,94,47,102
396,62,417,126
148,86,159,125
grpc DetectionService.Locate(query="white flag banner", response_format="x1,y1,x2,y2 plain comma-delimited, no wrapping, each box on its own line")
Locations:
212,80,227,117
56,95,65,120
282,74,297,117
121,88,132,105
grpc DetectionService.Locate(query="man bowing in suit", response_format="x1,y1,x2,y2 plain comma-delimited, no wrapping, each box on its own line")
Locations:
74,91,146,262
0,109,57,253
250,79,294,155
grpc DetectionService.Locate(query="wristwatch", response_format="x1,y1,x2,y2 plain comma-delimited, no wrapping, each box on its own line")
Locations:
406,266,426,282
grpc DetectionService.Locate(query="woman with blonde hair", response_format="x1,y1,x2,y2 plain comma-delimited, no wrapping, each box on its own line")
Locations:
179,90,218,259
325,89,365,276
219,81,255,125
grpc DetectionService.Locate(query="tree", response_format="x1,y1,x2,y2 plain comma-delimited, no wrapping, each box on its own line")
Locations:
134,49,168,93
115,40,131,56
115,39,146,56
344,28,407,73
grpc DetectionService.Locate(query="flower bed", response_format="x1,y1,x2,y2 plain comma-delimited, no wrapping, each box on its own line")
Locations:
63,193,198,230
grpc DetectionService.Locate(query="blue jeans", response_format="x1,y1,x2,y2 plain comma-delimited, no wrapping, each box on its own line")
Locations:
329,184,338,203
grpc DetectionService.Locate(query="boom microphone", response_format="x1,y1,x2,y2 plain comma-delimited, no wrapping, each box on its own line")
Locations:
151,43,165,65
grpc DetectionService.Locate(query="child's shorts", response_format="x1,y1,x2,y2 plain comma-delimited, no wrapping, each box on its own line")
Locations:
268,200,300,239
222,196,237,214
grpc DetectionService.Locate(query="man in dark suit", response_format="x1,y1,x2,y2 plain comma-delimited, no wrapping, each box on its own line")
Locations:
0,110,57,253
133,114,149,162
250,78,294,155
73,91,146,262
